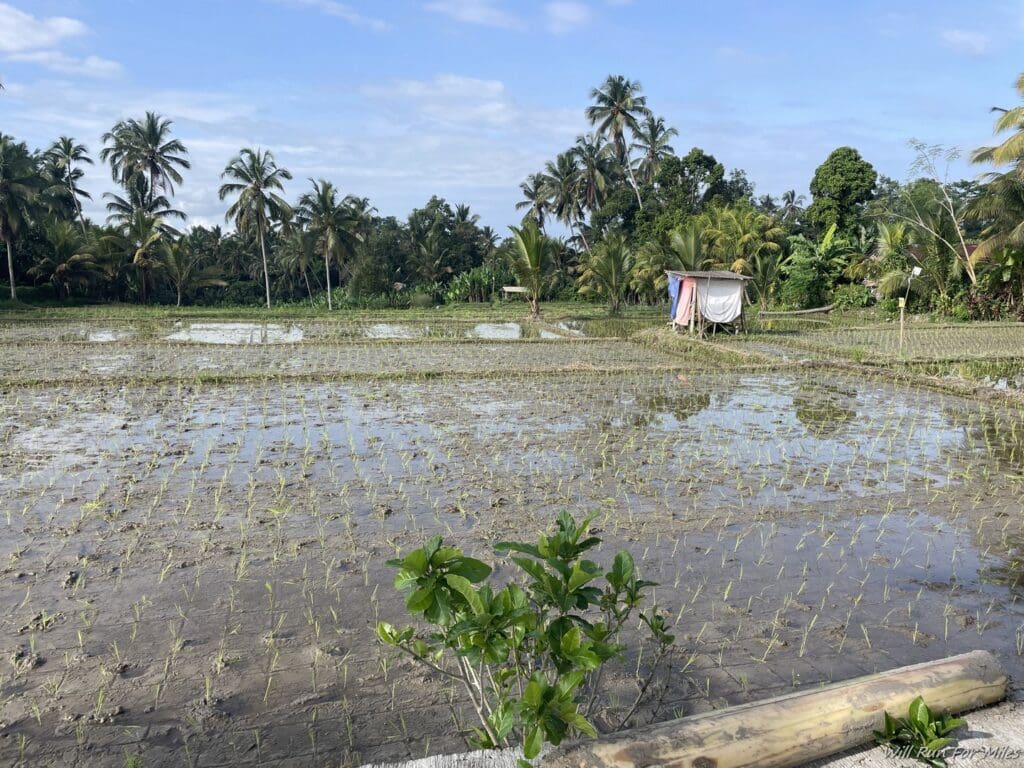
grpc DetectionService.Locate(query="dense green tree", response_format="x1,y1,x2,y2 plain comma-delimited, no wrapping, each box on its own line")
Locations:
219,148,292,308
28,221,98,299
806,147,877,236
0,134,44,299
698,205,784,274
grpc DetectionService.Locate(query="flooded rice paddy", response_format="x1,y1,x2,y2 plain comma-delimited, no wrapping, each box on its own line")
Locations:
1,317,1023,767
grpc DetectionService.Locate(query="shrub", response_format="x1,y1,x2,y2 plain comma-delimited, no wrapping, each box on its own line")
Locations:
833,284,873,309
410,292,434,309
377,511,674,764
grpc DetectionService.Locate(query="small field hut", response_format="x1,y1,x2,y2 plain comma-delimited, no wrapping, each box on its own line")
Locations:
666,270,751,335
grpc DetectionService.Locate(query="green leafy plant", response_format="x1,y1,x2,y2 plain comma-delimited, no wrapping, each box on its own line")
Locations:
873,696,965,768
376,511,674,765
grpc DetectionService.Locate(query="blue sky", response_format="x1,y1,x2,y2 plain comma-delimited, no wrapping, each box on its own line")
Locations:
1,0,1022,229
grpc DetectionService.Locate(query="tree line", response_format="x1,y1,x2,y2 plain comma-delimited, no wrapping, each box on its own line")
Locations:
2,73,1023,316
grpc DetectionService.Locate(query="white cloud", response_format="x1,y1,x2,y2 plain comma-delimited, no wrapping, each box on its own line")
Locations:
940,29,991,57
7,50,121,78
0,3,86,53
363,74,518,129
424,0,524,30
545,1,591,33
271,0,389,31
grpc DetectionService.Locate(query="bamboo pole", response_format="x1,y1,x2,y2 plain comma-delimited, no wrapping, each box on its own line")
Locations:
546,650,1007,768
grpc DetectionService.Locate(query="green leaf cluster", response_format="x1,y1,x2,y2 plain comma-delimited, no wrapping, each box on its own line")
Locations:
376,510,674,765
873,696,966,768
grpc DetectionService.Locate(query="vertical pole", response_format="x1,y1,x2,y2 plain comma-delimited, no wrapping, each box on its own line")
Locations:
689,285,696,336
899,297,906,357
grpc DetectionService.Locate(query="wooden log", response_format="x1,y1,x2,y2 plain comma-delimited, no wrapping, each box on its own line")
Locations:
545,650,1007,768
759,302,837,317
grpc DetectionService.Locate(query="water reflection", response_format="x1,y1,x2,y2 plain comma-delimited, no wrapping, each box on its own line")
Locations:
165,322,304,344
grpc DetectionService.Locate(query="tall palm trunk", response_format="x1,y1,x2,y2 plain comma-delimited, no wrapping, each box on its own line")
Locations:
324,247,333,311
5,238,15,300
67,173,87,234
616,132,643,210
258,228,272,309
303,268,313,304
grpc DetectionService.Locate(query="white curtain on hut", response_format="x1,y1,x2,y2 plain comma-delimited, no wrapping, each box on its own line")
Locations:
695,279,743,323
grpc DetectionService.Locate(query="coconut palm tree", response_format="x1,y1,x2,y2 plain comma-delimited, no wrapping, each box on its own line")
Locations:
0,134,43,300
106,211,170,304
585,75,650,208
699,206,785,273
410,228,451,286
220,148,292,308
630,115,678,185
277,229,319,302
104,174,185,227
576,233,633,313
780,190,806,223
746,248,792,310
969,171,1024,263
295,179,361,310
508,221,554,317
572,133,615,214
101,112,190,206
971,72,1024,177
28,221,98,299
541,152,589,251
44,136,93,232
516,174,549,229
630,224,707,302
160,239,228,306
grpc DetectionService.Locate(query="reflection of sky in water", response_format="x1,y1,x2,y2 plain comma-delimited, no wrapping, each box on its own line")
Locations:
165,322,304,344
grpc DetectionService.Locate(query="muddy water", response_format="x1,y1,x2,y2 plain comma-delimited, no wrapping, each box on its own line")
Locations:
1,338,1024,766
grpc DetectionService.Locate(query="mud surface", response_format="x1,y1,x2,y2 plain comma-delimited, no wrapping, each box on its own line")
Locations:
1,319,1023,767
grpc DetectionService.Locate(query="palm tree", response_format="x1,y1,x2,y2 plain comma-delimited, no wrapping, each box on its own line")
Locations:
277,229,319,302
104,174,185,226
508,221,553,317
162,239,227,307
542,152,589,251
630,115,678,185
968,171,1024,263
516,174,548,229
101,112,190,206
220,148,292,308
971,72,1024,177
630,224,707,302
28,221,98,299
699,206,785,273
44,136,93,232
746,249,792,310
0,134,43,300
295,179,360,310
586,75,650,209
576,234,633,313
780,190,806,223
106,211,169,304
410,228,451,286
572,133,615,214
454,203,479,226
